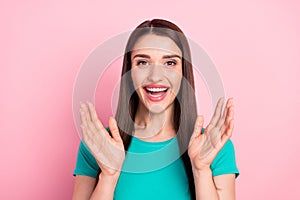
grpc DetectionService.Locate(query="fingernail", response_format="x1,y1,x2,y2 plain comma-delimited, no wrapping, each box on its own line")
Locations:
88,101,93,107
110,117,116,124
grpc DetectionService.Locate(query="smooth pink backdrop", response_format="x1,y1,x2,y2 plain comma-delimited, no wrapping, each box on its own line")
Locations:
1,0,300,199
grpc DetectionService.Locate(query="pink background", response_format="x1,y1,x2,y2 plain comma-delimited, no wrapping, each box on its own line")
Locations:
1,0,300,199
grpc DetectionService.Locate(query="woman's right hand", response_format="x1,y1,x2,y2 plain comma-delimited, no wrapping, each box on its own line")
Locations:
79,101,125,177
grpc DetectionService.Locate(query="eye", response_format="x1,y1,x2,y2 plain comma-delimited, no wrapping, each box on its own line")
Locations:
136,60,149,66
165,61,177,66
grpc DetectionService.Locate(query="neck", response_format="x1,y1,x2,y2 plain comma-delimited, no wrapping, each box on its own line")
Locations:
133,100,176,142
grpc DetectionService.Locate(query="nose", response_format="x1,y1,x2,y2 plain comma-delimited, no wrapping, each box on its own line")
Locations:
147,63,164,82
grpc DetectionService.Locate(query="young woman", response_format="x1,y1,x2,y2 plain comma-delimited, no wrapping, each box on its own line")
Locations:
72,19,239,200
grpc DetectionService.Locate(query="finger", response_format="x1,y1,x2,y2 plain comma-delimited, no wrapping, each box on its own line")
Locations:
82,125,102,155
207,125,221,147
81,101,92,123
191,115,204,140
81,124,90,144
80,108,88,127
209,97,225,126
109,117,123,142
216,98,233,128
81,109,98,137
79,107,84,123
86,119,99,135
87,102,104,131
189,115,204,148
80,109,92,140
221,119,234,145
87,102,99,123
203,122,214,136
82,105,98,134
223,98,233,124
221,105,234,134
80,101,101,134
88,115,110,141
82,103,110,141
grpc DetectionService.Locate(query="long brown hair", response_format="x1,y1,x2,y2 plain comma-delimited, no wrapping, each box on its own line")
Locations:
100,19,198,199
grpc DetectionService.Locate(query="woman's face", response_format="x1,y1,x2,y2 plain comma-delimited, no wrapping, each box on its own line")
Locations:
131,34,183,114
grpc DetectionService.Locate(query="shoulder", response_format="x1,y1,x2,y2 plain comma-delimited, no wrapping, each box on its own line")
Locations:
212,138,239,178
73,141,100,178
201,127,239,178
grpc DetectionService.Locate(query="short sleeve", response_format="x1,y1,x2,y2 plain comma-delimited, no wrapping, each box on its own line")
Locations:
210,139,240,178
73,140,100,178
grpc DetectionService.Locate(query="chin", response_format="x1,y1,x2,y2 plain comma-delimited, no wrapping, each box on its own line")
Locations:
147,104,168,114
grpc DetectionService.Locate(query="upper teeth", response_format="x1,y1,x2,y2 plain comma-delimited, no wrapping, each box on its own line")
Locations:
146,87,168,92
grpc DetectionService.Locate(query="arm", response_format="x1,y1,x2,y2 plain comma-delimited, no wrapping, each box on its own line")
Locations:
189,97,237,199
213,174,236,199
89,173,120,200
72,173,120,200
193,168,236,200
72,101,125,199
72,175,97,200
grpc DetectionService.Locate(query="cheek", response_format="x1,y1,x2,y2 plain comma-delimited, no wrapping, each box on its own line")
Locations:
131,69,145,90
166,68,182,84
173,67,183,89
168,74,182,96
173,78,182,94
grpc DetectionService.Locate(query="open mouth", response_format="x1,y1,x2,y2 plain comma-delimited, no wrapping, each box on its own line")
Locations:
143,85,169,102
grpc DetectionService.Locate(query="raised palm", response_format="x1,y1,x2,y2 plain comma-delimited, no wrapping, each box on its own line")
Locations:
79,101,125,176
188,97,234,171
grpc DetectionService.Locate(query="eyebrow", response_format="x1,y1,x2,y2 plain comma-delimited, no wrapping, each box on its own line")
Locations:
132,54,182,60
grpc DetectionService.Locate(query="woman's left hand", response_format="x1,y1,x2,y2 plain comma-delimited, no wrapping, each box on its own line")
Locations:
188,97,234,171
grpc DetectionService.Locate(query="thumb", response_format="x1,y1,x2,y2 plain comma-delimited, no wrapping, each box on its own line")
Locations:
190,115,204,141
108,117,122,142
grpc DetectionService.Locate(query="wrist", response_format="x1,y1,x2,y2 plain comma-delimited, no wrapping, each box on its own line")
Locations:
191,161,211,171
99,172,120,186
192,166,212,178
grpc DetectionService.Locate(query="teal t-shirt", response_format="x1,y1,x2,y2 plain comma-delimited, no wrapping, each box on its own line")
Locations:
73,128,240,199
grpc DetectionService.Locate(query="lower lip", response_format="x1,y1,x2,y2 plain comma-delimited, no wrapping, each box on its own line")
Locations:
143,88,168,102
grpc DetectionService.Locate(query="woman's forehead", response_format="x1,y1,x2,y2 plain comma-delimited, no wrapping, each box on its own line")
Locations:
132,34,182,57
131,48,182,60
